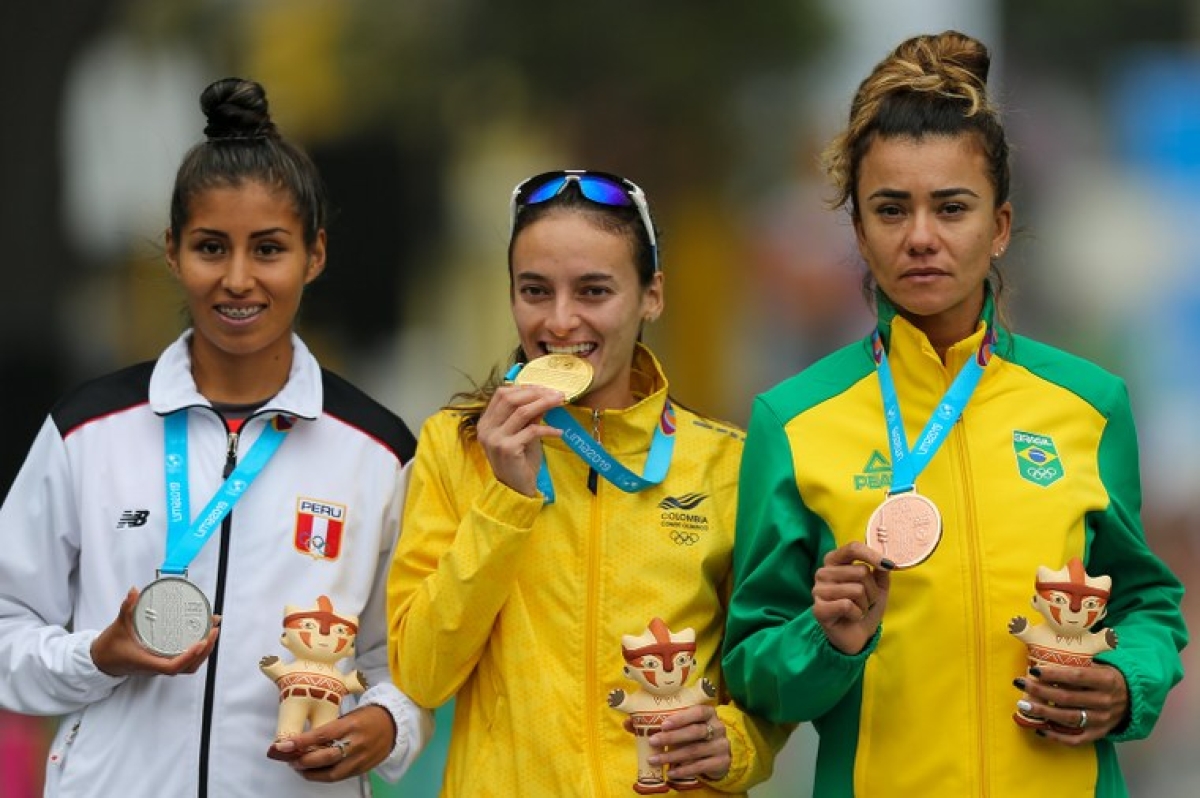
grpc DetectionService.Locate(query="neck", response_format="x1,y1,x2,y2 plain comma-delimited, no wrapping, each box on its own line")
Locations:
190,337,293,405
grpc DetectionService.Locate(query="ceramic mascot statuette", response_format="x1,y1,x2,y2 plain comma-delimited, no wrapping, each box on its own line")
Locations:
259,595,367,742
1008,557,1117,734
607,617,716,794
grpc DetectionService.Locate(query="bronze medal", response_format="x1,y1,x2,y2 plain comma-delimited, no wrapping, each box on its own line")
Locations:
132,575,213,657
865,491,942,569
513,354,594,403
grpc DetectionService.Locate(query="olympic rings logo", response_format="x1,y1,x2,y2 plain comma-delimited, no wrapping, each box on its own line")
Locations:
670,530,699,546
1024,465,1059,481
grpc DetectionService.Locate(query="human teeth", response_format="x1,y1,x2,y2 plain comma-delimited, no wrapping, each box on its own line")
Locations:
546,344,593,356
218,306,261,319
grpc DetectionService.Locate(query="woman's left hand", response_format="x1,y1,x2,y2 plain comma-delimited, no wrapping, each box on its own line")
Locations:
1016,662,1129,745
647,704,730,783
267,704,396,781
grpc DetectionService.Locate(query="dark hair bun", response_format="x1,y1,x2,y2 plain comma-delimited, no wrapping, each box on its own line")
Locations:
200,77,279,141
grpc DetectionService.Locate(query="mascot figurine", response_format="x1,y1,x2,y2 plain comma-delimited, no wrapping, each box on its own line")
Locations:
607,617,716,794
260,595,367,741
1008,557,1117,734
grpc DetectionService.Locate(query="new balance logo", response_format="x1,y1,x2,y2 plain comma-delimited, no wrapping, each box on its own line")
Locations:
117,510,150,528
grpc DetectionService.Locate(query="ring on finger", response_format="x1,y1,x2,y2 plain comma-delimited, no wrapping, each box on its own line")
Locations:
704,722,715,742
328,738,350,759
1077,709,1088,730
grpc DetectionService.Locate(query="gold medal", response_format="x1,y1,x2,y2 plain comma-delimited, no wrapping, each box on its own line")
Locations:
865,491,942,569
512,354,594,402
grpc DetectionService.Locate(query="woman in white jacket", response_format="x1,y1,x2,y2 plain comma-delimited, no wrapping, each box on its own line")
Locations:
0,77,430,797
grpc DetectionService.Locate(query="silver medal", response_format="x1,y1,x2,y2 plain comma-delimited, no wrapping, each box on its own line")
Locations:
133,575,213,657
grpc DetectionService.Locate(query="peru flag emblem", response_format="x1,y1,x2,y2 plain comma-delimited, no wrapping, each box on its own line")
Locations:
294,498,347,560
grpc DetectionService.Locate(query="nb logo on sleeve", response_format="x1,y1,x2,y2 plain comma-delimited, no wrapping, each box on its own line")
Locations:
117,510,150,528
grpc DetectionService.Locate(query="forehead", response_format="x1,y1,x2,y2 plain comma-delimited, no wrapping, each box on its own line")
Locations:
511,210,637,278
184,180,300,228
858,134,993,196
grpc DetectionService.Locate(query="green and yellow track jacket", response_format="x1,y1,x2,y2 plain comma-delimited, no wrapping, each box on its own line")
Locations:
723,294,1186,797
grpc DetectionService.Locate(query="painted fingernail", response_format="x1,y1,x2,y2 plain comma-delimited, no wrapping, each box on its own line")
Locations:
880,558,896,570
1013,678,1026,690
1016,700,1033,713
1029,666,1042,678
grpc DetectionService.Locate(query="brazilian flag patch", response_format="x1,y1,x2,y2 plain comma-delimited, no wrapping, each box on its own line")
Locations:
1013,430,1063,487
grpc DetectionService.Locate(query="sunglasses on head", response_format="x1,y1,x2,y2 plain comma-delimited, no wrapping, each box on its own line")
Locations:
509,170,659,271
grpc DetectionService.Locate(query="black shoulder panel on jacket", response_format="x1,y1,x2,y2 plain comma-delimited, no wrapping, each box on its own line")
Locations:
321,369,417,464
51,361,156,438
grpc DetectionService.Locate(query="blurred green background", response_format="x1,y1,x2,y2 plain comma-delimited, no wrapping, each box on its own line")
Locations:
3,1,1199,795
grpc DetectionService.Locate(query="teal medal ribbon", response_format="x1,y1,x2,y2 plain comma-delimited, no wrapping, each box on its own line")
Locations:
503,363,676,504
161,410,294,574
873,325,995,493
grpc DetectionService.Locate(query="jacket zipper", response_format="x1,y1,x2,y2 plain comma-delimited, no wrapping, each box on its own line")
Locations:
198,421,240,798
584,408,605,796
948,366,988,798
586,409,600,494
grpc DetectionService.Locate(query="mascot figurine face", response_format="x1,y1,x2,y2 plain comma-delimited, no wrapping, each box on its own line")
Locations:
279,595,359,665
1031,558,1111,636
620,617,698,698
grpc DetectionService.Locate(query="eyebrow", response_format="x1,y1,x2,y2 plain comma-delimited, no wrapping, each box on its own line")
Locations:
514,271,617,283
189,227,293,238
866,187,981,201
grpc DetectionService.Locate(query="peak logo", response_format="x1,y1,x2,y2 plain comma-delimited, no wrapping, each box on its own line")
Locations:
659,493,709,542
853,451,892,491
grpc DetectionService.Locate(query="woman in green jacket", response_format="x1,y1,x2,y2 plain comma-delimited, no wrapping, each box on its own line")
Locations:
723,30,1186,798
388,170,789,796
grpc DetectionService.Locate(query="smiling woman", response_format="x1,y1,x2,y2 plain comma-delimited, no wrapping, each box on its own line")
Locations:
0,77,432,797
386,170,791,796
167,180,326,404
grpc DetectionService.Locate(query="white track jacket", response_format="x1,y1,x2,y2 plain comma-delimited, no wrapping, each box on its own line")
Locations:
0,332,431,797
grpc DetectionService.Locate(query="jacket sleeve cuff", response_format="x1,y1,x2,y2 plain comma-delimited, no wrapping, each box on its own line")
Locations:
474,478,544,531
699,704,764,792
1094,652,1154,743
79,629,130,694
359,683,435,783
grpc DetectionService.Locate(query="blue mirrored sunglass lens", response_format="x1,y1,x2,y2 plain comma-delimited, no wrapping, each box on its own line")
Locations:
577,176,633,207
524,177,569,204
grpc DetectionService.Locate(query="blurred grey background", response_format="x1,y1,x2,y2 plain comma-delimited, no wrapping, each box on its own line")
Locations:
2,1,1198,795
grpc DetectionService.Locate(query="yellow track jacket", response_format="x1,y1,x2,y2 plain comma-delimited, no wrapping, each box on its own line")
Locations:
388,345,789,796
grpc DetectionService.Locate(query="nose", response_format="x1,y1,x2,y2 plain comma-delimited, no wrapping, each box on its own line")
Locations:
546,296,581,337
906,209,938,254
221,250,255,294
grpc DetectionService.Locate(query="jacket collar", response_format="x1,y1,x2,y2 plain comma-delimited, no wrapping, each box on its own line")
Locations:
148,330,323,420
547,343,670,456
875,286,997,373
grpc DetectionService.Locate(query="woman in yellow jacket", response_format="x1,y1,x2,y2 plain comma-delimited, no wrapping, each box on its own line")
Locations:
387,170,789,796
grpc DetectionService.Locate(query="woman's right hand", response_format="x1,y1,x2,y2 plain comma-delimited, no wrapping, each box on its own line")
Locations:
90,587,220,677
812,541,894,655
476,383,565,497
